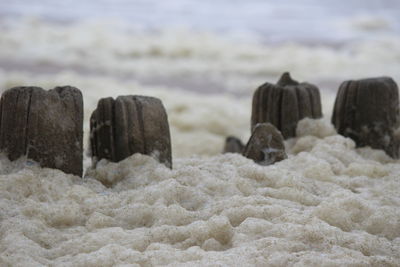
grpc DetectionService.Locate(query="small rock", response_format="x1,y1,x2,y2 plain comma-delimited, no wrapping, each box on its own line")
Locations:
243,123,287,165
223,136,244,154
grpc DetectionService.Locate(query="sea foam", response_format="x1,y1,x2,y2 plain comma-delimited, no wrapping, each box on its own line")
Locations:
0,18,400,266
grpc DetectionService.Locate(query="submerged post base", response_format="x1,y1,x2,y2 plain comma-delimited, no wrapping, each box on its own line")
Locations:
0,86,84,176
251,72,322,139
332,77,400,158
90,95,172,168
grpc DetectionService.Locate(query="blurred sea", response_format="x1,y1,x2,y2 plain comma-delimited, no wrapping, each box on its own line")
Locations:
1,0,400,44
0,0,400,102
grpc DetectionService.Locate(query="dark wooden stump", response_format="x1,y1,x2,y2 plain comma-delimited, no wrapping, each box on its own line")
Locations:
251,72,322,139
90,95,172,168
223,136,244,154
243,123,287,165
332,77,400,158
0,86,83,176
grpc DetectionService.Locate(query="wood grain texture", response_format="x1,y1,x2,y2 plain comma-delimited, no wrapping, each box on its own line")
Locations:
0,86,83,176
90,95,172,168
251,72,322,139
332,77,400,158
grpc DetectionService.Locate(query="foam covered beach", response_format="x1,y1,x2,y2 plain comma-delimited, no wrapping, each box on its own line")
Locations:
1,120,400,266
1,4,400,266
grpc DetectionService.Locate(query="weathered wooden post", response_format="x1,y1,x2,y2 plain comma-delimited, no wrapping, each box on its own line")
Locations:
251,72,322,139
0,86,83,176
90,95,172,168
332,77,400,158
243,123,287,165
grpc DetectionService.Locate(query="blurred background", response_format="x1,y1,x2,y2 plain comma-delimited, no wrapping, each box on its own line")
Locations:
0,0,399,157
1,0,399,42
1,0,399,94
